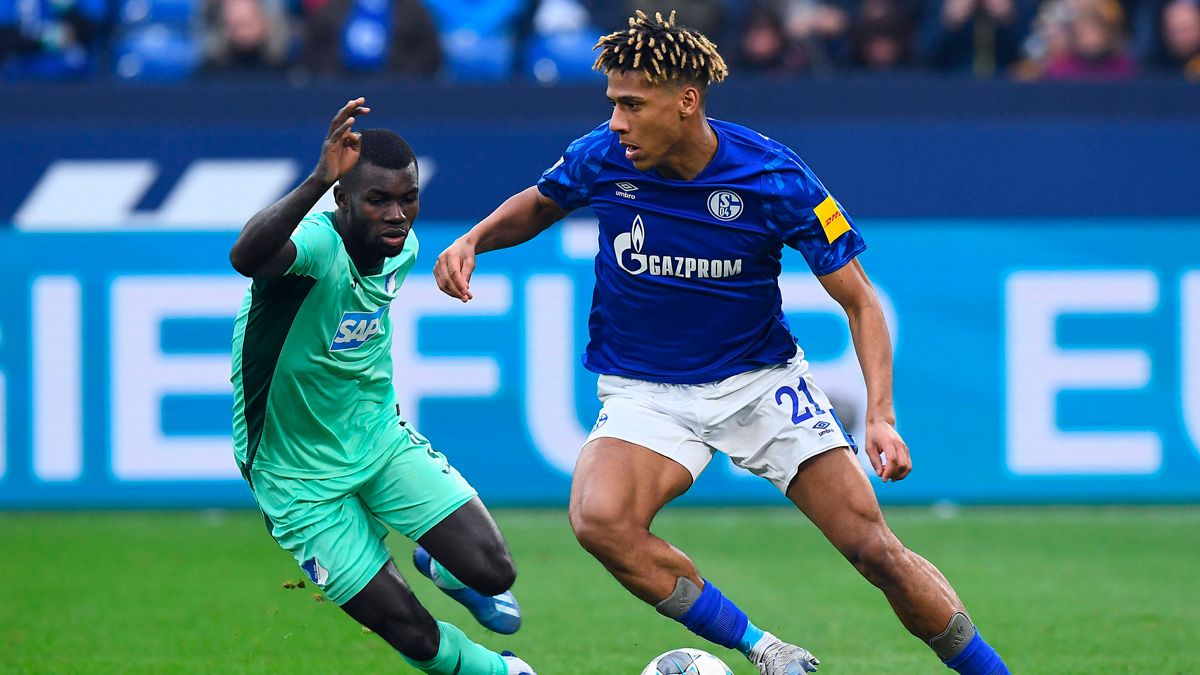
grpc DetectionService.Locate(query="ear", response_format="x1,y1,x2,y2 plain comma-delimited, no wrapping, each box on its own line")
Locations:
333,184,348,211
679,85,702,119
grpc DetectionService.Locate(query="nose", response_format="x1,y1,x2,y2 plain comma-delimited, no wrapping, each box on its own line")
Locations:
385,204,405,223
609,108,629,134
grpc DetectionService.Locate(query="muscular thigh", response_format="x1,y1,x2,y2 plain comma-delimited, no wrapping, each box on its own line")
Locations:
570,437,694,529
785,447,890,553
416,496,513,592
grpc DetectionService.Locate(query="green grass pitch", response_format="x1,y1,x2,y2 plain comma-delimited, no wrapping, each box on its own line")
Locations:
2,506,1198,674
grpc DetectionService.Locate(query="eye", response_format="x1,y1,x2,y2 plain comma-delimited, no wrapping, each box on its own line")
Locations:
368,198,385,206
401,195,418,205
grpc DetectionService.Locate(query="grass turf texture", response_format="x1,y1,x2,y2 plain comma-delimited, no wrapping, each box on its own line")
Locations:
2,507,1198,674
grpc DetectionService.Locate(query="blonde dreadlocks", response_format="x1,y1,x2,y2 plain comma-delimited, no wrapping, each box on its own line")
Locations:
593,10,729,88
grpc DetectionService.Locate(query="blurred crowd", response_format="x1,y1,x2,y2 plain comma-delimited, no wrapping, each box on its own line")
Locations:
1,0,1197,82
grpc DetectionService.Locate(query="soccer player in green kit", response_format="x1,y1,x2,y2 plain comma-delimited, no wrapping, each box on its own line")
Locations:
229,97,535,675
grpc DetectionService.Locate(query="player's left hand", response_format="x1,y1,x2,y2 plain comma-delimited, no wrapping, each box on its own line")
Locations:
865,418,911,482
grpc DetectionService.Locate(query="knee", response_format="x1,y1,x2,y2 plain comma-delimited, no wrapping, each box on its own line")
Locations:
844,531,907,589
469,546,517,597
442,539,516,596
569,506,639,563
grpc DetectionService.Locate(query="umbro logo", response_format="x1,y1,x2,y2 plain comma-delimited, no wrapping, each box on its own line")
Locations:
814,421,831,430
615,182,638,200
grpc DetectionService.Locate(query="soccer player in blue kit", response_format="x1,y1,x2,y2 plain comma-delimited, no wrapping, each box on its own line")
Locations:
434,10,1010,675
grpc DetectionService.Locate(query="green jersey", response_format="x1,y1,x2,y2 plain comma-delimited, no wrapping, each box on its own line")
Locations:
231,211,418,478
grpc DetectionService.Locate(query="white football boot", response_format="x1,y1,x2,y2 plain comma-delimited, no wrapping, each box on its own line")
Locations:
748,632,820,674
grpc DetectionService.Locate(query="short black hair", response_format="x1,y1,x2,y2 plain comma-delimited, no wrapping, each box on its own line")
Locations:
342,128,417,186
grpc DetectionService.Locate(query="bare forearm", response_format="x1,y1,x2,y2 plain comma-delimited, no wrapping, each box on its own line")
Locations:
229,173,330,275
847,300,896,424
462,187,565,254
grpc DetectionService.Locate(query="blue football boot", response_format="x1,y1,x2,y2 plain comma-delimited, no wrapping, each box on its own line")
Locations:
412,546,522,634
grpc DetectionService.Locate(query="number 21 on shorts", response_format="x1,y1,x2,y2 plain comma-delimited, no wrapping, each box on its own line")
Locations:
775,378,825,425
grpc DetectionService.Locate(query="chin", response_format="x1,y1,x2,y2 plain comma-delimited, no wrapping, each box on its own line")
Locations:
379,239,407,255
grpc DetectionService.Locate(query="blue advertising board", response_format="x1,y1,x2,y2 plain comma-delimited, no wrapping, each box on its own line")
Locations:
1,219,1197,507
2,81,1199,224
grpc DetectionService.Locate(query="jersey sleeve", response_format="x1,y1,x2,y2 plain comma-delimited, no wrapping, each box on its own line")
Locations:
761,147,867,277
536,123,612,211
286,212,341,279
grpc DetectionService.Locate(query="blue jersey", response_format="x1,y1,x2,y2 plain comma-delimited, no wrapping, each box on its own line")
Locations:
537,119,867,384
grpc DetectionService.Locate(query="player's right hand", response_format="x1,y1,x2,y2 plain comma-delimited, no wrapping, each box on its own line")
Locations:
315,97,371,186
434,238,476,302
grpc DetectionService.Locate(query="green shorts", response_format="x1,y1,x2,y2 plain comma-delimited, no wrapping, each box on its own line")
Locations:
247,426,476,605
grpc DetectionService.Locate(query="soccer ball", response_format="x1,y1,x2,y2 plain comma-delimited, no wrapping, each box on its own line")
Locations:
640,648,734,675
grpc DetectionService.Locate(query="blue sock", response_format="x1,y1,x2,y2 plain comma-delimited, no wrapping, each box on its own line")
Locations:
738,621,765,655
944,630,1009,675
676,578,762,655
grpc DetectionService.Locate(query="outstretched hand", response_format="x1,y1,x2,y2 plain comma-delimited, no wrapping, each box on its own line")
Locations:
434,238,477,302
315,97,371,186
865,418,912,482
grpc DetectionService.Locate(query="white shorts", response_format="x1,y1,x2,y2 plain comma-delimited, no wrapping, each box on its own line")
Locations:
585,353,858,493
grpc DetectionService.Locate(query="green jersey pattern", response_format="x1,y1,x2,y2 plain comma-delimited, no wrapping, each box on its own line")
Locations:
231,211,418,477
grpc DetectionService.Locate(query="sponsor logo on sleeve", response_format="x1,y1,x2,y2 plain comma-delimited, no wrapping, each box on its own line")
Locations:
814,194,850,243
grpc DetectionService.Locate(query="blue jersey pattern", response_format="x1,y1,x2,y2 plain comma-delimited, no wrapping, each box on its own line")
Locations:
538,119,867,384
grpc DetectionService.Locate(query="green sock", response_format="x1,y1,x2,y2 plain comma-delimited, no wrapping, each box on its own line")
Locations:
402,621,506,675
430,558,466,591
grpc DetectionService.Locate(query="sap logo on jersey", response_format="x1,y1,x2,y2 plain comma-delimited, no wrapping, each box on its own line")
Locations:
330,305,389,351
614,215,744,279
